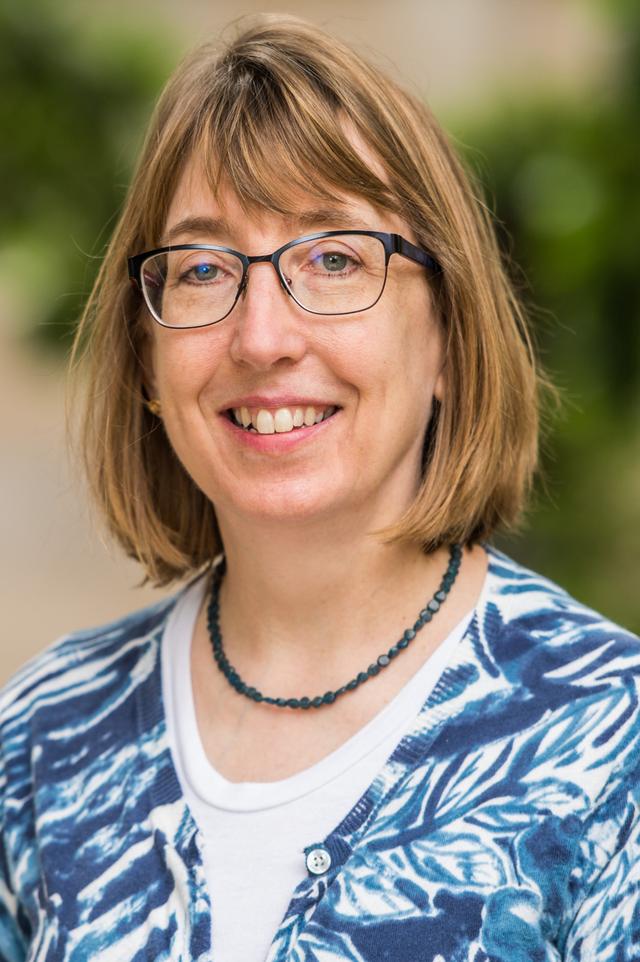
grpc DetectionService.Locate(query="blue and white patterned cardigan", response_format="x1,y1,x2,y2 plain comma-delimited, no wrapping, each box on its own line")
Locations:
1,545,639,961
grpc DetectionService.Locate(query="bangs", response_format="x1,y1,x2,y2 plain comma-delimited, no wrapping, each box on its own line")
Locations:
192,53,400,220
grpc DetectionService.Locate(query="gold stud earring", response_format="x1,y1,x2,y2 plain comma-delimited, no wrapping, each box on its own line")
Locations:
145,398,162,417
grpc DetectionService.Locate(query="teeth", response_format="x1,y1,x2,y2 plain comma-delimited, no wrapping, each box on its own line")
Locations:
255,410,275,434
231,405,337,434
274,409,294,433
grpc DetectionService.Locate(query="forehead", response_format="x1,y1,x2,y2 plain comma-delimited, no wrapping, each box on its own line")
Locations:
162,153,409,246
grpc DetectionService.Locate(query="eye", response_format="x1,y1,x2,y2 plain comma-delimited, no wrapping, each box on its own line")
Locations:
186,261,221,282
306,246,360,275
170,253,240,288
320,252,349,272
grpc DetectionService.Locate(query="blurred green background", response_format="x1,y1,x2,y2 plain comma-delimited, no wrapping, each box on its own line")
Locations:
1,0,638,673
453,1,639,628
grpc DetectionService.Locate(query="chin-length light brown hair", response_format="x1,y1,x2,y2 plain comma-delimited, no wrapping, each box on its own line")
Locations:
69,13,555,586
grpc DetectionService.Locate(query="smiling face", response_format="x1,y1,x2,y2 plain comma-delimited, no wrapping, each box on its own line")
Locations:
143,156,445,537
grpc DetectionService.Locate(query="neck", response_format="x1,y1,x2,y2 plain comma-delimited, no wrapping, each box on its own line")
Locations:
210,509,452,678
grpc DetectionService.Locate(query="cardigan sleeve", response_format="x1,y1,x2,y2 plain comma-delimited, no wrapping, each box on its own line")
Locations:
561,757,640,960
0,740,27,962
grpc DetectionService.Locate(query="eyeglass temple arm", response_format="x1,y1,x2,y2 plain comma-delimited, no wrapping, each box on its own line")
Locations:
128,255,166,291
393,235,440,273
127,255,141,288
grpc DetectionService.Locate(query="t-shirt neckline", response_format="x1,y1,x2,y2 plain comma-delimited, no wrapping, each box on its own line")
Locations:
161,555,487,813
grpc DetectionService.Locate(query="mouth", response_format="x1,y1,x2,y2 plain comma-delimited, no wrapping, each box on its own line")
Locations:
225,404,340,435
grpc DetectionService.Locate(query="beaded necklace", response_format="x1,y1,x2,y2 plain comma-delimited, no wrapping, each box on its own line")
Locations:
207,543,462,709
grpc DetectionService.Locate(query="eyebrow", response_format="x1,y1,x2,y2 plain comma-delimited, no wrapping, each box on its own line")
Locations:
161,216,233,245
291,207,372,232
161,207,375,246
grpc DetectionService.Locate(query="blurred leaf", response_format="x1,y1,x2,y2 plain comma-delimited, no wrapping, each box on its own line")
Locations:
0,0,176,350
449,9,639,630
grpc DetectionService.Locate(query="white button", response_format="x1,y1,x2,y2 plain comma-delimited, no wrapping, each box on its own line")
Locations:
305,846,332,875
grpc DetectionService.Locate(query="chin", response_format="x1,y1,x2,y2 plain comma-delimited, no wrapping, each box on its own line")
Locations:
218,478,351,527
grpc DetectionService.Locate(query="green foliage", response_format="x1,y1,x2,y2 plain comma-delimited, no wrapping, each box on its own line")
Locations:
450,31,639,629
0,0,176,351
456,96,639,410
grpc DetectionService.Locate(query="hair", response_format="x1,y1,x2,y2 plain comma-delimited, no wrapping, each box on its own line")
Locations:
69,13,555,586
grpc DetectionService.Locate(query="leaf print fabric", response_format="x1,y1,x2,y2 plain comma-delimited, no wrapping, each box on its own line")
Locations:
1,545,639,961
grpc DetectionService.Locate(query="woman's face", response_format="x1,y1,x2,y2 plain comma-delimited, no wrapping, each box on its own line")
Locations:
145,157,445,534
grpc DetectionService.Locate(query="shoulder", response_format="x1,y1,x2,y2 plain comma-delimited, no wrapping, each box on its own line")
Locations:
0,583,199,939
482,543,639,654
477,549,640,894
0,583,189,850
472,544,640,797
0,585,189,749
468,545,640,784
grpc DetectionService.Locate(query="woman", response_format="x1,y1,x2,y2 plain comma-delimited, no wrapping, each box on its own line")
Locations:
1,15,638,962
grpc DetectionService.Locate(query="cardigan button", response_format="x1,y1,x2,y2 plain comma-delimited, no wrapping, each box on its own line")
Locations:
305,846,332,875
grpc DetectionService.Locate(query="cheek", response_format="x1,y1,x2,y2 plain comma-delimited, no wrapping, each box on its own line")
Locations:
364,294,441,403
152,328,230,401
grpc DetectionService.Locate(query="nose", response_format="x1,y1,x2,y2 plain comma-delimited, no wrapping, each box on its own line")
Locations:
228,261,307,370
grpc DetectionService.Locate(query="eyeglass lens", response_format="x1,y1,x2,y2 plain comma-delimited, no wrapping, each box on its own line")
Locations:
141,235,387,327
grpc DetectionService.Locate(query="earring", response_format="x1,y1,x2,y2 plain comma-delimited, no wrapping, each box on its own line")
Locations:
145,398,162,417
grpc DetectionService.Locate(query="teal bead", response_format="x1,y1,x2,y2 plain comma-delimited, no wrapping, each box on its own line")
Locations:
207,544,461,709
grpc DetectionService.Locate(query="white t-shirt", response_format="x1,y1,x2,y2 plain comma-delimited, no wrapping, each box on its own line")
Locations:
162,574,474,962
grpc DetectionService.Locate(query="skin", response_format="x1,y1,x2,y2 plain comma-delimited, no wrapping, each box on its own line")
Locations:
145,155,488,781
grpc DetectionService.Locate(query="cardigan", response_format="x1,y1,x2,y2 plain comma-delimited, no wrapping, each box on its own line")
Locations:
1,544,639,961
162,573,474,962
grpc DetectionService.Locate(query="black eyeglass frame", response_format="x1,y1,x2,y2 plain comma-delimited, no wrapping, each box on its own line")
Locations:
127,230,441,330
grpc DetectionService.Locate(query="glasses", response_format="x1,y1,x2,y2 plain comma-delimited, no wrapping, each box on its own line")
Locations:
127,230,440,330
